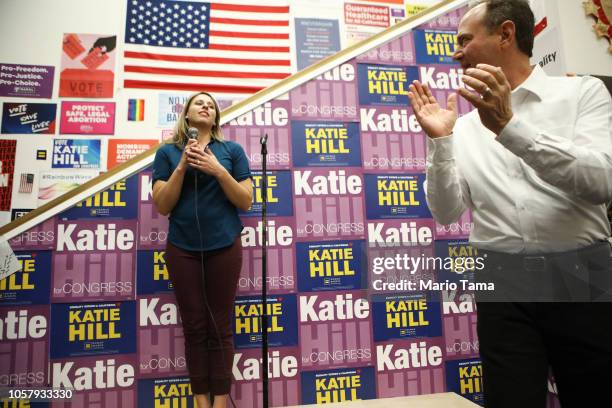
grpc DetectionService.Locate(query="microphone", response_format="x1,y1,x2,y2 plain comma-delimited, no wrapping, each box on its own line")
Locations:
187,127,198,140
260,133,267,155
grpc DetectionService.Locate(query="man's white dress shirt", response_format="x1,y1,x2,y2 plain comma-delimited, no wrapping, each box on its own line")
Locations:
426,65,612,253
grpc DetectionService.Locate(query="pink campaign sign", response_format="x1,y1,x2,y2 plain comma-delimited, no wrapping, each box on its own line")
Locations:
60,101,115,135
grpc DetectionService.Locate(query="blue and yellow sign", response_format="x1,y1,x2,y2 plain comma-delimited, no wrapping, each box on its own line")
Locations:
138,377,194,408
301,367,376,404
414,29,458,64
241,170,293,217
372,293,442,341
292,121,362,167
434,239,480,283
445,358,484,405
0,250,51,305
365,174,431,219
50,301,136,358
233,294,298,349
358,64,419,106
136,249,172,295
61,175,138,220
297,240,366,292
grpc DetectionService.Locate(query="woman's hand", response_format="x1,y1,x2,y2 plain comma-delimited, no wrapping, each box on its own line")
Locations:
186,144,226,178
176,139,197,173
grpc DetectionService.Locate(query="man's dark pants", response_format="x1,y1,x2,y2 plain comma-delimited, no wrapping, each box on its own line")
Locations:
475,242,612,407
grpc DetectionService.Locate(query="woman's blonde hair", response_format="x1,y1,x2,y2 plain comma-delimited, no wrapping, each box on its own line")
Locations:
170,91,224,146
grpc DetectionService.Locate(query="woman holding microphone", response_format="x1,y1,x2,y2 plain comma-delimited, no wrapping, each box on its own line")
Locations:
152,92,252,408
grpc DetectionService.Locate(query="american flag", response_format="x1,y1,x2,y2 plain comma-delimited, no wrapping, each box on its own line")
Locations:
122,0,292,94
19,173,34,194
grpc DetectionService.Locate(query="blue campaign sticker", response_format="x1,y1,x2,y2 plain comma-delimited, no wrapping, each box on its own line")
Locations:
357,64,419,106
233,294,298,349
60,174,139,220
52,139,101,169
0,250,51,306
240,170,293,217
291,121,362,167
296,239,367,292
136,249,174,295
301,366,376,405
434,239,479,284
138,376,194,408
445,358,484,405
364,173,431,219
414,29,458,65
50,301,136,358
371,292,442,341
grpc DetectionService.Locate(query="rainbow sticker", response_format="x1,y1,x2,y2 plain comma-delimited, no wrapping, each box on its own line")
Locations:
128,98,145,121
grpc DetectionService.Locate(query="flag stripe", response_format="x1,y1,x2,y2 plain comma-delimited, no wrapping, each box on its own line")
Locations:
360,0,404,4
126,58,290,72
209,22,289,32
209,30,289,39
211,10,289,21
210,3,289,13
208,36,288,47
208,43,289,52
209,16,289,26
124,51,290,65
125,72,277,87
125,65,290,79
124,79,263,93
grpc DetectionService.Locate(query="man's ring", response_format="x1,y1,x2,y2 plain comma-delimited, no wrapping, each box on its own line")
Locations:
483,87,492,98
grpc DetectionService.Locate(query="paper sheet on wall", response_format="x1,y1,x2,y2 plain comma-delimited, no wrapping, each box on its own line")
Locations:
0,235,21,281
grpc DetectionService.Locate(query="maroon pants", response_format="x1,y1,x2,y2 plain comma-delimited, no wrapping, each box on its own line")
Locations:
165,237,242,395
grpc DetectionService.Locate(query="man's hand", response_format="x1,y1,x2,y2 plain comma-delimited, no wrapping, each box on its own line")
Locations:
408,80,458,139
459,64,513,135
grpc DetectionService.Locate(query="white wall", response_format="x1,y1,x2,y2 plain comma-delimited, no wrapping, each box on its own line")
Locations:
0,0,121,80
0,0,608,224
2,0,609,87
0,0,410,224
557,0,612,76
0,0,124,224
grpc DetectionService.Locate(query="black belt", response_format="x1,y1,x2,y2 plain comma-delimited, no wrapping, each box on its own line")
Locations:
481,240,611,272
474,241,612,302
